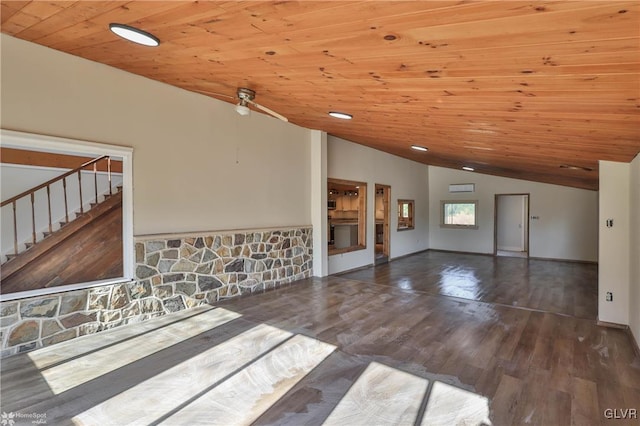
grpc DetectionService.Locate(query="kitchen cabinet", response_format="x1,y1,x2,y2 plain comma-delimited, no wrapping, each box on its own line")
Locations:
335,195,358,211
349,196,358,211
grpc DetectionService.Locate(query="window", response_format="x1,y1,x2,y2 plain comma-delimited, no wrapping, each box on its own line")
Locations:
441,200,478,229
397,199,414,230
0,129,134,301
328,178,367,255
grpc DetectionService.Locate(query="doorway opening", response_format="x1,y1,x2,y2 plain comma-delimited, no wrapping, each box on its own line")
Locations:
0,129,134,301
494,194,530,258
375,184,390,264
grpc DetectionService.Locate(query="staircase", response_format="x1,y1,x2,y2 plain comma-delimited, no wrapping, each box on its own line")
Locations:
1,156,123,293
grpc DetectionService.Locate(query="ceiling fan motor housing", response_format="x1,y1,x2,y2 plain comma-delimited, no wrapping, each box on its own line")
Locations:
237,87,256,102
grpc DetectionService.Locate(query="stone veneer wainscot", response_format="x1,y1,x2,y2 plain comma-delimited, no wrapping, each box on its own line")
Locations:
0,226,313,358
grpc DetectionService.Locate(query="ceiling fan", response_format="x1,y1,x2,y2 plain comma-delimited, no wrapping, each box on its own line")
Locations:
195,87,288,122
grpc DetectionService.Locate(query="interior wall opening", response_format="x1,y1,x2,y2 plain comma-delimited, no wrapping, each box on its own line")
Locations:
327,178,366,255
0,130,133,301
375,184,390,264
494,193,530,258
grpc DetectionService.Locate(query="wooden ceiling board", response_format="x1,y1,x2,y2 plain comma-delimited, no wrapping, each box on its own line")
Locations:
0,1,30,25
37,2,191,50
2,1,639,191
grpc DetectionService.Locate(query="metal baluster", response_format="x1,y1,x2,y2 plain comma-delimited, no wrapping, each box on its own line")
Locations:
46,185,52,234
78,170,84,214
94,162,98,205
108,156,112,195
30,193,36,244
63,177,69,224
12,201,18,255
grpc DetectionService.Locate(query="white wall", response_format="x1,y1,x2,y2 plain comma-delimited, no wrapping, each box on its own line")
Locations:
598,161,631,325
1,164,122,257
429,166,598,262
628,155,639,342
327,136,429,274
1,34,311,236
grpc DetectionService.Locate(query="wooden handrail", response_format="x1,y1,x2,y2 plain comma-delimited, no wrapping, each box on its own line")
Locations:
0,155,108,207
2,154,113,259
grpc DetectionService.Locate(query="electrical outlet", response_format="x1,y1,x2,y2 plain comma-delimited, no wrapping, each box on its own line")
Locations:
606,292,613,302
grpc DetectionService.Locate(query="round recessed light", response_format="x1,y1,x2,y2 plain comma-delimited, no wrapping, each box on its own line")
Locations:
411,145,428,152
560,164,593,172
109,23,160,47
328,111,352,120
462,166,475,172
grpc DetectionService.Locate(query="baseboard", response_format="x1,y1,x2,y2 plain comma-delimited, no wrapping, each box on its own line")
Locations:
529,256,597,265
596,320,639,357
596,319,629,329
333,263,374,275
497,246,523,252
427,248,494,257
389,248,429,262
428,248,596,264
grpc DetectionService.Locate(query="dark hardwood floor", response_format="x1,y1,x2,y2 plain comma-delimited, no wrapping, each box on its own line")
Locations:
1,251,637,425
339,250,598,319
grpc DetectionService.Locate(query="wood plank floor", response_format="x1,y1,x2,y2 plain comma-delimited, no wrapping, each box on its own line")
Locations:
1,251,638,425
341,250,598,319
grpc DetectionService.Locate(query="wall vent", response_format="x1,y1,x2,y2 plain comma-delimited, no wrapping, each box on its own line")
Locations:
449,183,475,193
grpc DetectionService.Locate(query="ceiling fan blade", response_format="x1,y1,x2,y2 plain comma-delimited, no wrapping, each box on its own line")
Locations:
192,89,235,100
248,100,289,122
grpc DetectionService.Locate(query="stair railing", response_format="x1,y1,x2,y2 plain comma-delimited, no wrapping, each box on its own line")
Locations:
1,155,111,257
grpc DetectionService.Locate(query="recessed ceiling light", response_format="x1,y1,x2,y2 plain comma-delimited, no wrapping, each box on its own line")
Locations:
328,111,352,120
464,145,495,151
462,166,475,171
560,164,593,172
109,23,160,47
464,129,496,135
411,145,428,152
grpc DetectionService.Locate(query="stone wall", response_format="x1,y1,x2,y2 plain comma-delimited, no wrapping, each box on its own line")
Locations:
0,226,312,358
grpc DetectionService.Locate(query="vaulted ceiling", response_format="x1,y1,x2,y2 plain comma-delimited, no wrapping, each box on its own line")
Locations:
2,1,639,190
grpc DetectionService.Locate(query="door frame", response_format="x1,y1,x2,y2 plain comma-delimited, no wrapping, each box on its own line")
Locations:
375,183,391,262
494,193,530,256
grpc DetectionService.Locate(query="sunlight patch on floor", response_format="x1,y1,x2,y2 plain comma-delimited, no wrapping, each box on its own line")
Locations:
27,306,218,369
34,307,240,394
162,334,336,425
72,323,291,425
421,381,492,425
323,362,428,425
22,304,491,426
322,361,491,426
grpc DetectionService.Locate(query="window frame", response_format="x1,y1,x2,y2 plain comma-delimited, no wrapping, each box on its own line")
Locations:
397,199,415,231
440,200,479,229
0,129,134,301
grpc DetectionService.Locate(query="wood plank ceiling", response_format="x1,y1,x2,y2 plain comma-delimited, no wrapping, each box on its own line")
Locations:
2,1,639,190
